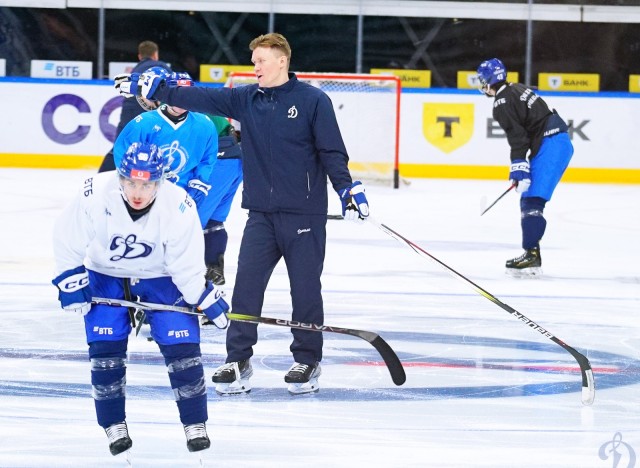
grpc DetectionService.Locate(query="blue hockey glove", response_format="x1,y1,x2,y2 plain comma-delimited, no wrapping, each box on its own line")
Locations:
217,135,242,159
509,159,531,193
52,266,91,316
186,179,211,207
114,71,164,100
196,281,229,329
339,181,369,222
114,73,134,97
138,71,164,100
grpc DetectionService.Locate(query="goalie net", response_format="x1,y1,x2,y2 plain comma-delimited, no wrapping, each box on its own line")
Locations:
227,72,402,188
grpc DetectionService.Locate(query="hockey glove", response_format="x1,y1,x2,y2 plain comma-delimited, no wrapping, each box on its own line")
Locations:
339,181,369,222
186,179,211,207
52,266,91,316
114,71,164,100
217,135,242,159
509,159,531,193
138,71,164,100
196,281,229,329
114,73,133,97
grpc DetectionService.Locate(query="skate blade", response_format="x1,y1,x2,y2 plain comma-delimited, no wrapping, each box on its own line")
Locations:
190,450,207,467
214,379,252,396
287,378,320,395
115,448,132,467
506,267,543,278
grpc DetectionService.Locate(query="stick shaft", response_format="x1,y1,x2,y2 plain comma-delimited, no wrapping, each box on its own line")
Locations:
368,219,594,405
91,297,406,386
481,184,515,216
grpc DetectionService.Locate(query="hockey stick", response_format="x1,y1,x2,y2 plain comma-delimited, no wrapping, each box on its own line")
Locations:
91,296,406,386
367,218,595,405
480,183,515,216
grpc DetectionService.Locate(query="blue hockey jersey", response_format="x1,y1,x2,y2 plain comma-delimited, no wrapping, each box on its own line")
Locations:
113,107,219,205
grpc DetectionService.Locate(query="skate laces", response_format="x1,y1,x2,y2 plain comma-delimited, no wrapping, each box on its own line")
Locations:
105,422,128,442
213,362,236,375
289,363,310,376
219,362,235,371
513,252,527,262
184,423,207,440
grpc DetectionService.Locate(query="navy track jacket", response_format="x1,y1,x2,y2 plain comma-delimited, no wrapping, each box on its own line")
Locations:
154,73,353,215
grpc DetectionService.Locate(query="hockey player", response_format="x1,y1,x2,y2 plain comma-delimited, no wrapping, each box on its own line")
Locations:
477,58,573,276
115,32,369,395
113,71,219,224
52,142,229,457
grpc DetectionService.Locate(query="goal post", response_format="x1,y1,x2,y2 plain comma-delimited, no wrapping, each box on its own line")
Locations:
226,72,402,189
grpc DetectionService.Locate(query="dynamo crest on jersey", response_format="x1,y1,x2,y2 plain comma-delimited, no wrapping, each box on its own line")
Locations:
109,234,155,261
159,140,189,182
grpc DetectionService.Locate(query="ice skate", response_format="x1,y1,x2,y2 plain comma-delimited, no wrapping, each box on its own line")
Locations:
184,422,211,452
211,359,253,395
205,254,225,286
506,247,542,277
284,362,321,395
105,421,132,457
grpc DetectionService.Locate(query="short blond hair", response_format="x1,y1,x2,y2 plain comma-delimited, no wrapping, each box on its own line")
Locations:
249,33,291,63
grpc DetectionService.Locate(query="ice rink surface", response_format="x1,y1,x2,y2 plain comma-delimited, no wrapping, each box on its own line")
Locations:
0,168,638,467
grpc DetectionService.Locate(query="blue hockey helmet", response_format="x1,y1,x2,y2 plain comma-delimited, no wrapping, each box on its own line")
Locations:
136,65,172,111
167,71,194,87
117,142,164,182
476,58,507,93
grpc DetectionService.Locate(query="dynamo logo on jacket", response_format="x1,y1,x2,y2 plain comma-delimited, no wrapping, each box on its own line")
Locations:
109,234,155,261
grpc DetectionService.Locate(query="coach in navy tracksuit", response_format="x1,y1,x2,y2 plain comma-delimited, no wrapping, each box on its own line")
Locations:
120,32,370,394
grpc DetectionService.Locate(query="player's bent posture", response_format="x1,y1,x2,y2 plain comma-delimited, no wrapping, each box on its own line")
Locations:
52,143,229,457
477,58,574,277
115,33,370,395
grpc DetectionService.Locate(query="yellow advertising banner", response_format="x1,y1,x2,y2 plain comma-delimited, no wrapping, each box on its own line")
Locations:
629,75,640,92
422,103,474,154
370,68,431,88
199,64,254,83
538,73,599,91
457,71,519,89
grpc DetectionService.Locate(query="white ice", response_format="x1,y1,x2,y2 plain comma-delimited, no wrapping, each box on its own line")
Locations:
0,169,638,467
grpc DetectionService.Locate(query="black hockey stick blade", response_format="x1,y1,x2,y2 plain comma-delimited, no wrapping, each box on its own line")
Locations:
228,313,406,386
367,219,595,405
92,297,406,386
481,183,515,216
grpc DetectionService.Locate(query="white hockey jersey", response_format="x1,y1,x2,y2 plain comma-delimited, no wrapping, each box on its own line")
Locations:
53,172,206,304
